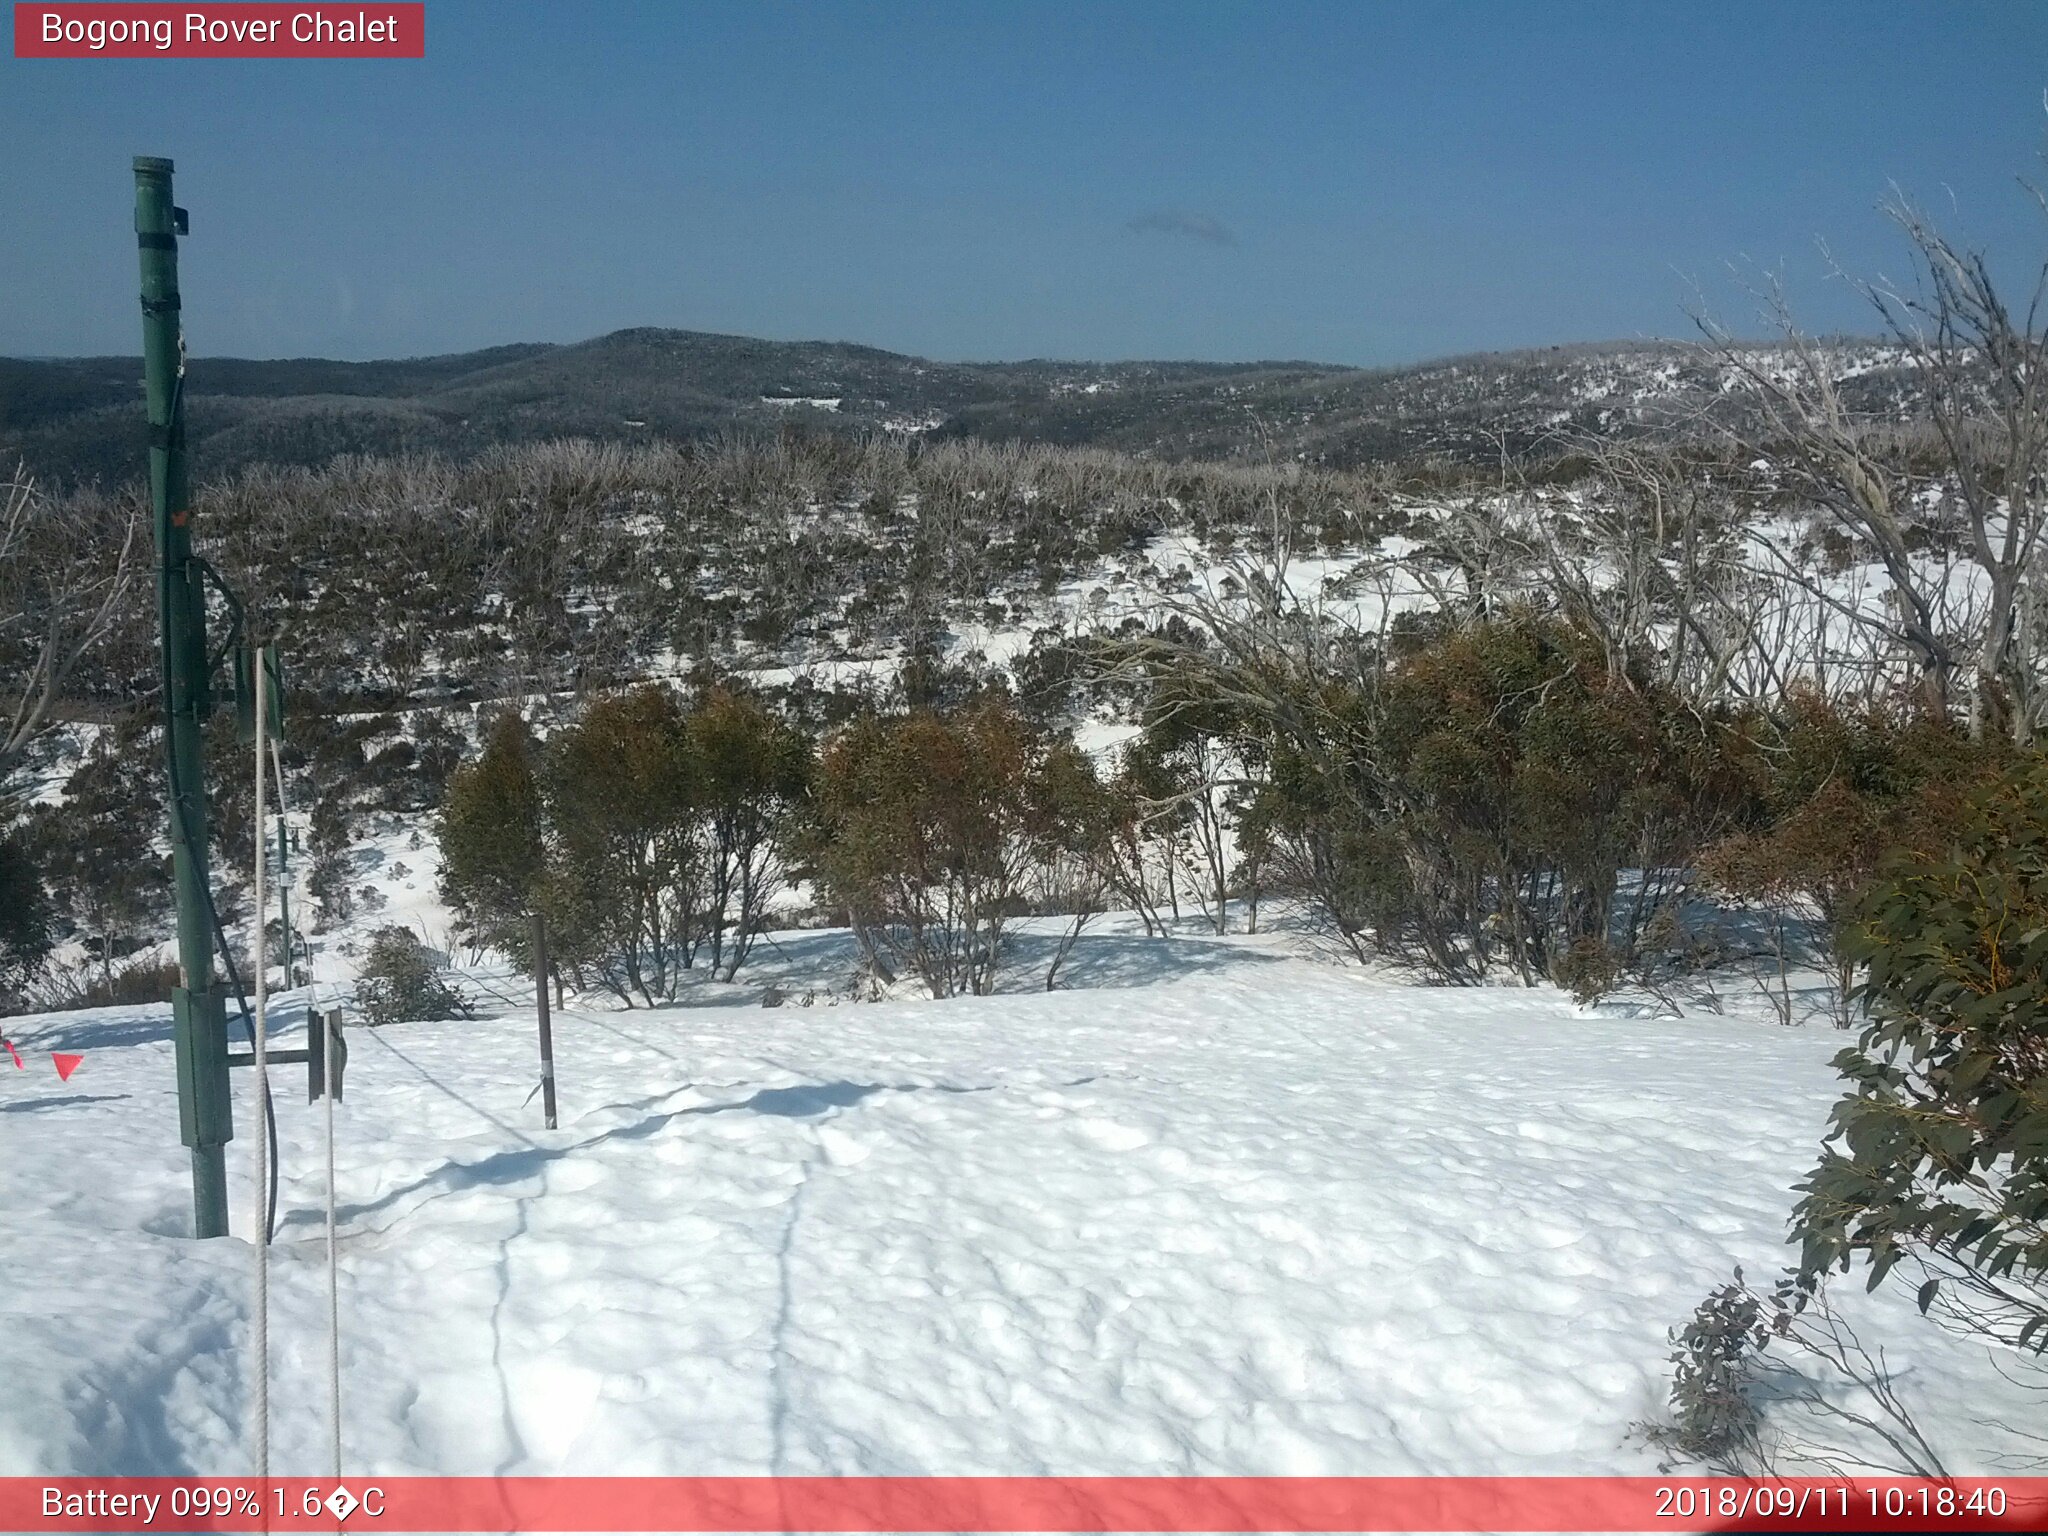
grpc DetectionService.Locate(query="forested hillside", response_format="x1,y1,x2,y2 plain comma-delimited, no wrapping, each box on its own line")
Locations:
0,328,1933,490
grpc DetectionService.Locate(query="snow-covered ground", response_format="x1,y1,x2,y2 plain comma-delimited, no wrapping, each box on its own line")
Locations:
1,916,2037,1479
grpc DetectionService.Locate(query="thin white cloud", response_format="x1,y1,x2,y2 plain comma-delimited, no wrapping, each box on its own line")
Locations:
1126,210,1238,247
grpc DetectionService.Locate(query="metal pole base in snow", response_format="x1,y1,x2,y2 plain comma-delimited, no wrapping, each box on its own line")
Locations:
187,1148,228,1239
533,913,558,1130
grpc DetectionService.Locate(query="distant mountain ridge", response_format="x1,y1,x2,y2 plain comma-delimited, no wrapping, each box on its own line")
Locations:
0,327,1909,488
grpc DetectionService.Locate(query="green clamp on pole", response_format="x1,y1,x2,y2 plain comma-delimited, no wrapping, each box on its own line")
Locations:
307,1008,347,1104
171,985,234,1148
234,641,255,744
234,642,286,746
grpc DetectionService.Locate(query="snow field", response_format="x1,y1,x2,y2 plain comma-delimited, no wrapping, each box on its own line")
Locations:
3,925,2037,1480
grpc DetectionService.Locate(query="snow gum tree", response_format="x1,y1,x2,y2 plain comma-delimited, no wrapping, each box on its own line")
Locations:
689,687,812,982
1130,690,1260,936
439,686,815,1004
543,685,704,1006
306,794,355,933
1697,691,2003,1022
1791,757,2048,1355
1022,737,1123,989
0,468,141,788
812,700,1109,998
438,709,548,959
1245,615,1753,986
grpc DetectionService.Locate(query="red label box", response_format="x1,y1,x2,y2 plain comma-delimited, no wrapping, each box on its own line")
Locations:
14,3,424,58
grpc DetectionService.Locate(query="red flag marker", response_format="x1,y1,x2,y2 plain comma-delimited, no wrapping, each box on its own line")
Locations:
1,1039,21,1069
52,1053,83,1083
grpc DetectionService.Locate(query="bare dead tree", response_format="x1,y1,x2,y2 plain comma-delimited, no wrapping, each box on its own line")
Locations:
1695,174,2048,741
1695,291,1963,720
0,466,143,791
1552,434,1808,702
1091,516,1403,960
1758,1283,1955,1479
1858,189,2048,743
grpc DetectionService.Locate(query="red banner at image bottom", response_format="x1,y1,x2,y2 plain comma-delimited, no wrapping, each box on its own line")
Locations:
14,4,423,58
8,1477,2048,1533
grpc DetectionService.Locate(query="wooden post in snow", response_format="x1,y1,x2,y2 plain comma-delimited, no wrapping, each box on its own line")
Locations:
532,912,558,1130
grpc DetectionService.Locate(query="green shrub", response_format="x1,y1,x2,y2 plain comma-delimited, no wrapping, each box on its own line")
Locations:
1699,690,2002,1014
29,955,180,1013
1652,1272,1775,1468
355,926,470,1026
811,699,1099,997
1260,616,1755,984
1791,757,2048,1350
0,827,54,1009
541,685,705,1004
439,710,547,957
688,687,812,982
442,686,815,1004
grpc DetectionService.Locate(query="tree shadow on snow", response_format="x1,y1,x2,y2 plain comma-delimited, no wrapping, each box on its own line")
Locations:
306,1078,981,1237
743,1081,882,1117
1030,928,1291,991
3,1008,172,1052
557,923,1293,1015
0,1092,133,1113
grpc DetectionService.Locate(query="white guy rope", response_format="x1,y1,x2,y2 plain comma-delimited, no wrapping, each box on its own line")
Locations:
250,650,270,1481
323,1001,340,1480
267,730,342,1480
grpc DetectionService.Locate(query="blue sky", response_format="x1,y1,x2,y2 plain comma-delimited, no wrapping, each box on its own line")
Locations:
5,1,2048,364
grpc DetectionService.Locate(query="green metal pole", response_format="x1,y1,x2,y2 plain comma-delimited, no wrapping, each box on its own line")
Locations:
137,156,233,1238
